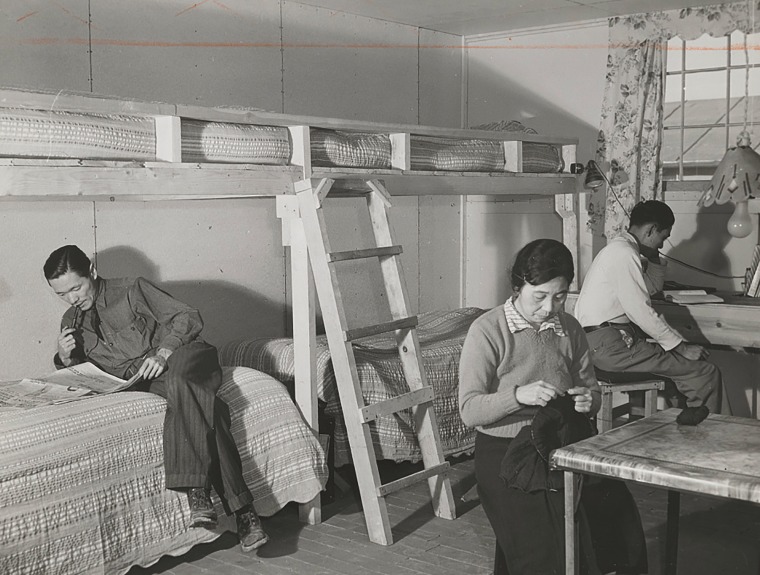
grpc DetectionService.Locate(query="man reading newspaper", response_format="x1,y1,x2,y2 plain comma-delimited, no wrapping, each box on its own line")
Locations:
44,245,269,552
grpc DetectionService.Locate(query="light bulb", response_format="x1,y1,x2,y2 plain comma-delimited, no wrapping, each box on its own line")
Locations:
728,200,753,238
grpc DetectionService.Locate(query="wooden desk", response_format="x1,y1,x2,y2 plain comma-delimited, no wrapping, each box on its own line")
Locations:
551,409,760,575
649,294,760,350
565,293,760,349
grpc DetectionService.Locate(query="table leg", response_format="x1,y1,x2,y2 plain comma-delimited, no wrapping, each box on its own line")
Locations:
564,471,578,575
665,490,681,575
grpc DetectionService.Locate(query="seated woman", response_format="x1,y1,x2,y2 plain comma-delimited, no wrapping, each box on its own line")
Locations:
459,239,607,574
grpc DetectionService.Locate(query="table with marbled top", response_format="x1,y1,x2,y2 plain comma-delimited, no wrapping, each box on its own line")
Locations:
550,408,760,575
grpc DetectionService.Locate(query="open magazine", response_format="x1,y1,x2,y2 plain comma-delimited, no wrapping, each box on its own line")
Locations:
0,362,139,409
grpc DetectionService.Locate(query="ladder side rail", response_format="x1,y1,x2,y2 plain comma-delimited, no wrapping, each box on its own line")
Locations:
295,178,393,545
365,179,456,521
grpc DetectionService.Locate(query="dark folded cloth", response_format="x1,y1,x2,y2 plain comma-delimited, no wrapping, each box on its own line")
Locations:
499,395,596,493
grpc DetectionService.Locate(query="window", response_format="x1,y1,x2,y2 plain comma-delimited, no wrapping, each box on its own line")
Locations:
662,31,760,182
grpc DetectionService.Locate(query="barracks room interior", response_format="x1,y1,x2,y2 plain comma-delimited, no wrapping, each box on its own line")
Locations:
2,0,760,574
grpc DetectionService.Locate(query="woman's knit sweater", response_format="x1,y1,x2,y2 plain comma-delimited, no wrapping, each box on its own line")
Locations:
458,303,600,438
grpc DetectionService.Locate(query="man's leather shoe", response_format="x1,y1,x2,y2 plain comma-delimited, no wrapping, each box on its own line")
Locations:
236,506,269,552
187,488,217,528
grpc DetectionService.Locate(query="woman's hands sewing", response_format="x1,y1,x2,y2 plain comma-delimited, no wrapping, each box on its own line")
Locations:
515,381,561,407
567,387,593,413
516,382,593,413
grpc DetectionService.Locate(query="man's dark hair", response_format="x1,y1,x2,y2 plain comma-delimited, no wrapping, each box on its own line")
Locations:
510,238,574,292
628,200,675,231
44,245,91,281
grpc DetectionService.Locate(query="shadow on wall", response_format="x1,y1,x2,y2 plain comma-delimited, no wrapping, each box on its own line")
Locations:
465,60,600,298
664,206,734,291
95,246,285,347
466,56,601,161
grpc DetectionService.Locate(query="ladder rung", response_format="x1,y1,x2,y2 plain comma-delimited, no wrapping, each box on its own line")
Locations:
377,462,450,497
344,316,417,342
328,245,403,263
360,386,434,423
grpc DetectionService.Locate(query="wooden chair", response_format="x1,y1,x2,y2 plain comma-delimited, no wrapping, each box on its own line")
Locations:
594,368,667,433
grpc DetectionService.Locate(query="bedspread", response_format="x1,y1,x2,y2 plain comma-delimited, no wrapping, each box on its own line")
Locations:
219,308,486,467
0,366,328,575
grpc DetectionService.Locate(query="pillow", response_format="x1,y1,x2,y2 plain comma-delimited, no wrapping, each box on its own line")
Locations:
181,120,291,164
0,109,156,160
473,120,564,173
310,128,392,168
410,135,504,172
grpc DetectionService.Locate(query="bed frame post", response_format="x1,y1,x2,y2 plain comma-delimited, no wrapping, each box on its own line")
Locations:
155,116,182,163
277,195,321,524
556,144,580,291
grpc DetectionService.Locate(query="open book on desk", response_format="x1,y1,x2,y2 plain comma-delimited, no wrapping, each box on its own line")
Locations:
663,290,724,304
0,362,139,409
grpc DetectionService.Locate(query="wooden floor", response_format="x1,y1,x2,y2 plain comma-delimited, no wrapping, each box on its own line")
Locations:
130,455,760,575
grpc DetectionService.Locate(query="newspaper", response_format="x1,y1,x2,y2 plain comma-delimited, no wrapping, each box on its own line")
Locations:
0,362,137,409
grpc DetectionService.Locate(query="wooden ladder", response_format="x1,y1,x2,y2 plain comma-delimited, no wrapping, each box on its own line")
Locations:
291,176,456,545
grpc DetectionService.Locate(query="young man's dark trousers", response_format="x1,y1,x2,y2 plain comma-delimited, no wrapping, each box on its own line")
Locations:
136,341,253,513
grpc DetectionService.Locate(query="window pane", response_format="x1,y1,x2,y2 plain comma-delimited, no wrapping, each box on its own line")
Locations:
682,94,739,129
749,32,760,66
661,127,683,165
728,31,760,67
685,70,730,101
684,33,729,71
752,67,760,99
682,126,727,166
666,37,683,73
664,78,683,105
663,100,682,128
729,30,749,67
730,68,750,102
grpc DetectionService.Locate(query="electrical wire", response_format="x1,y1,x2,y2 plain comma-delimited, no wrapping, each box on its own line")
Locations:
659,248,745,278
593,161,745,279
591,160,632,220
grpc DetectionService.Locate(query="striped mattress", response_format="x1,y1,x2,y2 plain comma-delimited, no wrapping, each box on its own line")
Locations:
0,366,328,575
220,308,486,467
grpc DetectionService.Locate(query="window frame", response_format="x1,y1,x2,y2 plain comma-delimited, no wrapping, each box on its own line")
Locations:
662,32,760,191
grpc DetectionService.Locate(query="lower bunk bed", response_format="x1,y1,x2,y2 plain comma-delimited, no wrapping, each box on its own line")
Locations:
0,366,328,575
219,308,486,468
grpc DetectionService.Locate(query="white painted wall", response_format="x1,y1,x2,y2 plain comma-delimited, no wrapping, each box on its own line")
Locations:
0,0,463,379
463,22,607,306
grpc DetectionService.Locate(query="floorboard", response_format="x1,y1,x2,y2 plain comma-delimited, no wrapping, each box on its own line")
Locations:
130,454,760,575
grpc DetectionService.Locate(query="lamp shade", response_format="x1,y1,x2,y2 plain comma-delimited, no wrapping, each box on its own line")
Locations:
583,160,606,190
698,132,760,208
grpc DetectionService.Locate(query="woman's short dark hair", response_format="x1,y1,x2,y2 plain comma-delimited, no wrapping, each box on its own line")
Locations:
44,245,91,280
628,200,675,231
510,239,574,292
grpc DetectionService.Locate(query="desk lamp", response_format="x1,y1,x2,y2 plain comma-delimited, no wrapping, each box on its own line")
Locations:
570,160,606,190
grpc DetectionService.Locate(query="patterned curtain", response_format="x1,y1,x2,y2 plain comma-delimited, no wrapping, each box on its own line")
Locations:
591,1,760,240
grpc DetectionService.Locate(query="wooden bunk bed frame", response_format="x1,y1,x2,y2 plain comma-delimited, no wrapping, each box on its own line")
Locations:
0,86,583,525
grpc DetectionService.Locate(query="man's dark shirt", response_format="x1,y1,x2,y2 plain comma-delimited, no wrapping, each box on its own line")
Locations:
56,277,203,378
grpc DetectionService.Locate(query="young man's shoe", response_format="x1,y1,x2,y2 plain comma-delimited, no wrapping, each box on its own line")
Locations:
236,505,269,552
187,488,218,528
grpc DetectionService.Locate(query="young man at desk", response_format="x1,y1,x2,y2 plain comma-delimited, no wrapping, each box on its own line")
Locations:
43,244,269,552
575,201,722,422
